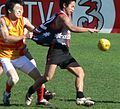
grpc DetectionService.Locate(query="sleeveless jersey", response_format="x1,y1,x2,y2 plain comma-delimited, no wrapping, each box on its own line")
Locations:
32,11,71,47
0,16,25,59
54,11,71,47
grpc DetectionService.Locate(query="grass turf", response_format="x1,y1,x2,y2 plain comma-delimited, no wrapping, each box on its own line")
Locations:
0,33,120,109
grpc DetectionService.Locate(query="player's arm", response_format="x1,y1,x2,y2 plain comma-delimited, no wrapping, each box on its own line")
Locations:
23,17,36,38
59,15,98,33
0,18,26,43
23,17,35,32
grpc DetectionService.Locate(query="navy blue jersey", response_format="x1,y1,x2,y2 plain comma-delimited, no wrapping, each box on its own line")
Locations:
32,11,71,47
32,13,59,46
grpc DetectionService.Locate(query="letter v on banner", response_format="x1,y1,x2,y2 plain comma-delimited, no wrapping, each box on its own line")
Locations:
38,2,54,23
23,0,59,27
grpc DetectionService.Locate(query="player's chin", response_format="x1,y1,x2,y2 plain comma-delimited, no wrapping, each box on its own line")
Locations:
16,15,22,18
70,11,73,15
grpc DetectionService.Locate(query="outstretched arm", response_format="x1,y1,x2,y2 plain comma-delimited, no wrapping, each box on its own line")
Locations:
59,14,99,33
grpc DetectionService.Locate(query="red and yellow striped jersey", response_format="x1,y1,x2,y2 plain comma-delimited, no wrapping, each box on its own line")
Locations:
0,16,26,59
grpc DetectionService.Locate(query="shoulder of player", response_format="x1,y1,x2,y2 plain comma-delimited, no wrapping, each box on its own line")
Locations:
57,13,69,23
0,17,6,27
22,17,29,25
22,17,33,27
22,17,35,31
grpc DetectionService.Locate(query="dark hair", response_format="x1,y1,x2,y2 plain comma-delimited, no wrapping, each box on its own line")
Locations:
5,0,24,16
59,0,76,10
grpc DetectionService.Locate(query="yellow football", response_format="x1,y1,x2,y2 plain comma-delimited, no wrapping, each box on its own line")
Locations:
98,38,111,51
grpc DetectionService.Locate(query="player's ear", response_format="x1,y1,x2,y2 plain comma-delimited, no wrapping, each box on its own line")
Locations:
63,3,66,8
8,10,11,13
8,9,13,13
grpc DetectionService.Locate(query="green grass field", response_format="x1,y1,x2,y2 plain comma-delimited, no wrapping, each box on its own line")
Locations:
0,33,120,109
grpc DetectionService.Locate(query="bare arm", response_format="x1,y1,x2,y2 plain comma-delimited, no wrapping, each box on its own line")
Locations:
59,14,98,33
23,17,35,39
0,18,26,43
23,17,35,32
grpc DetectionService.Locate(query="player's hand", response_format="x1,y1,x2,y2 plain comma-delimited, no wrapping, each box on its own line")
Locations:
25,32,33,39
88,28,99,33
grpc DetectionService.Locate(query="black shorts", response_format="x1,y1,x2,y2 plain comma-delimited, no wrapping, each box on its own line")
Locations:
25,47,34,60
46,44,80,69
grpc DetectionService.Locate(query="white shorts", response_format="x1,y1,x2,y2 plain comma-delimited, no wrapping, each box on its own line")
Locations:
0,56,35,74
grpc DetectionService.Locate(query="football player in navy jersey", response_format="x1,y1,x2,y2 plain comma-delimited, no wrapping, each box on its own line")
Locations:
26,0,98,106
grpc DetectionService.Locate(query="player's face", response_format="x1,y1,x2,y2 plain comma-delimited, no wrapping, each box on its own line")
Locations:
65,1,76,16
12,4,23,19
